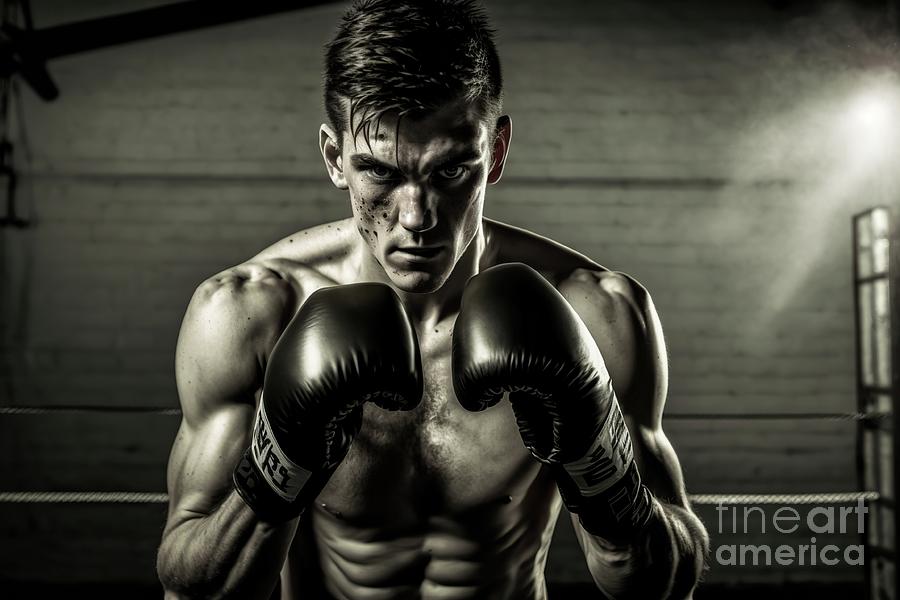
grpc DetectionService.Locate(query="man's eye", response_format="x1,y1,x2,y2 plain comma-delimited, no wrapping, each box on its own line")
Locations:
365,165,395,180
438,166,466,180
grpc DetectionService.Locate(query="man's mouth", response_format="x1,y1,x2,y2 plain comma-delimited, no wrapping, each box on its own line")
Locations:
391,246,445,262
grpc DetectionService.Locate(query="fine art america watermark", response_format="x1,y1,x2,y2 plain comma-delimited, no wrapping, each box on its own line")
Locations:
715,500,868,566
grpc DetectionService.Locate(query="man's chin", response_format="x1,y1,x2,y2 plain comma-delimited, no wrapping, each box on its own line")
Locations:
380,251,453,293
384,267,449,294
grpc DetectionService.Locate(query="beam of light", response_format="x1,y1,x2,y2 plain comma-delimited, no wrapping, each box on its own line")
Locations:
717,71,900,343
760,79,900,323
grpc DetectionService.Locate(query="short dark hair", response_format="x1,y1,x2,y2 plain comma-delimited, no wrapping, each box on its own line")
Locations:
324,0,503,147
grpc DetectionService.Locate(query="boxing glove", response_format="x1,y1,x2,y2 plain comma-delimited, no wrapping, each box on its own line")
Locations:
452,263,653,542
234,283,423,522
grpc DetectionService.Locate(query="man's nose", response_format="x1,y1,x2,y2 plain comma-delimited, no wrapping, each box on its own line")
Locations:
397,186,436,233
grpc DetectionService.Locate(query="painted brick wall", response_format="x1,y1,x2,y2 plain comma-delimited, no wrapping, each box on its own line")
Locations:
2,0,897,591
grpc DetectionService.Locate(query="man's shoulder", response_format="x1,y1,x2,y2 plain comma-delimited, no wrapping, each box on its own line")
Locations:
184,216,356,342
557,268,648,310
484,219,652,339
178,219,355,369
191,262,296,325
175,256,326,415
180,264,295,378
192,217,355,319
485,217,645,302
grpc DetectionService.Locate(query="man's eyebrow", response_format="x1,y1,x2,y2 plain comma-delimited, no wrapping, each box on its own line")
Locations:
434,148,481,167
349,154,396,169
349,148,482,170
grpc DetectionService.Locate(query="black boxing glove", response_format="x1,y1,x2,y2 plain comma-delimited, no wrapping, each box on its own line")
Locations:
233,283,423,522
452,263,653,543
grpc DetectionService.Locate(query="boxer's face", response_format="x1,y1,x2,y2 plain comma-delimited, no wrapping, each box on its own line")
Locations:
320,99,510,293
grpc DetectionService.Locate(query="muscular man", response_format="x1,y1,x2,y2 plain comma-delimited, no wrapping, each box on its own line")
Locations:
156,1,709,598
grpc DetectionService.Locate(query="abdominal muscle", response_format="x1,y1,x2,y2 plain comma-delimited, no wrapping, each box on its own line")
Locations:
280,398,565,600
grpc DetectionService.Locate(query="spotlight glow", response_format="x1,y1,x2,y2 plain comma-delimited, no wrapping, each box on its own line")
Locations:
842,84,900,164
848,92,893,134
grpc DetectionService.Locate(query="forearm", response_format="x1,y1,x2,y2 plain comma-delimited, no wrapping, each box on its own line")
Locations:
578,498,709,600
158,490,299,599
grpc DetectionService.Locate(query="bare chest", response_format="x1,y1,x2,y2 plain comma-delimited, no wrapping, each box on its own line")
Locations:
316,329,538,525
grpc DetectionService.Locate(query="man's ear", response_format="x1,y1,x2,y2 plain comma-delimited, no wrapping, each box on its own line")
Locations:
320,123,348,190
487,115,512,185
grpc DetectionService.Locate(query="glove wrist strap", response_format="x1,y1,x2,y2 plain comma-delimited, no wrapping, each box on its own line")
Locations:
233,449,304,523
554,460,654,544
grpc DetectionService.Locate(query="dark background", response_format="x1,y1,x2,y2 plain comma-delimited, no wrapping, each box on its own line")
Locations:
2,0,899,597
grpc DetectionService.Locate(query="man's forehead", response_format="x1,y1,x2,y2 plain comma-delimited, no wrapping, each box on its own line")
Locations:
349,125,486,160
342,100,491,152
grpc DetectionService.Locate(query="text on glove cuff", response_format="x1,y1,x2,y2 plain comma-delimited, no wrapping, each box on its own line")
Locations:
562,402,634,497
251,400,312,502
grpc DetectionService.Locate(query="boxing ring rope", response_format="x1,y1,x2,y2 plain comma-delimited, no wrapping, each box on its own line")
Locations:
0,491,170,504
0,405,888,421
0,490,881,505
0,405,182,415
